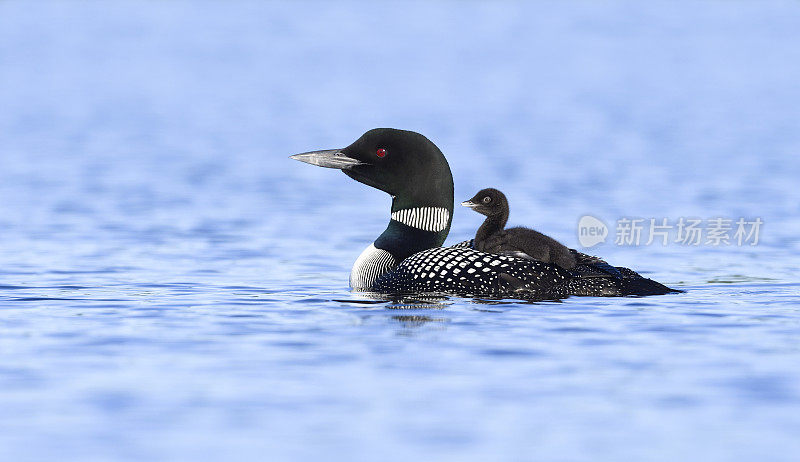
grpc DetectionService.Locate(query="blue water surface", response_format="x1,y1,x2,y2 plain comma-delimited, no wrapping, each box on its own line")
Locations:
1,1,800,461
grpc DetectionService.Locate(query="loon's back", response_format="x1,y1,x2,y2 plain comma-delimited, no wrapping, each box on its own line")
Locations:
371,241,679,299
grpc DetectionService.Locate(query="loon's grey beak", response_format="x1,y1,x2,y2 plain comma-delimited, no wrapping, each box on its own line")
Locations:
461,200,478,208
290,149,363,169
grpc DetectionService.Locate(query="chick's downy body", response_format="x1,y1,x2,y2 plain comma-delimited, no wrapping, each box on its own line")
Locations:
463,188,577,270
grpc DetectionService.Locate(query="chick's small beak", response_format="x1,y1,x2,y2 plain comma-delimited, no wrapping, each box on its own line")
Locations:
290,149,363,169
461,200,478,208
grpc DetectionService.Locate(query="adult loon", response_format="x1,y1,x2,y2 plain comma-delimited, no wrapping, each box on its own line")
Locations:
462,188,577,270
291,128,680,299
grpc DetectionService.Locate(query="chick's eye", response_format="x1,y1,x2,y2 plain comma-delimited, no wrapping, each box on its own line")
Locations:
376,148,387,158
482,196,492,204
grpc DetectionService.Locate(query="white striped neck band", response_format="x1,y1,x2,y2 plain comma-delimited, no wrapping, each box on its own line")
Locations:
390,207,450,232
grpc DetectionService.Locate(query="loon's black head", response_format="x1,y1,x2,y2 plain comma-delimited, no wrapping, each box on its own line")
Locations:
461,188,508,218
291,128,454,210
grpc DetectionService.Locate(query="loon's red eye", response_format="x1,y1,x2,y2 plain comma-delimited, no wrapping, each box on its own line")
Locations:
376,148,386,158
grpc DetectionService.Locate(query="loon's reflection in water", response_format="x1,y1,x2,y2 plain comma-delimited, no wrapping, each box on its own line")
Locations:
336,291,567,308
334,291,451,310
334,292,569,330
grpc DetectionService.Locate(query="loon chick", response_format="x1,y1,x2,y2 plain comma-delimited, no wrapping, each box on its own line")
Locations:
462,188,577,270
290,128,680,299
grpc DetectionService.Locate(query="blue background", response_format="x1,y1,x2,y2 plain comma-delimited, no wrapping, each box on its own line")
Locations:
1,1,799,461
